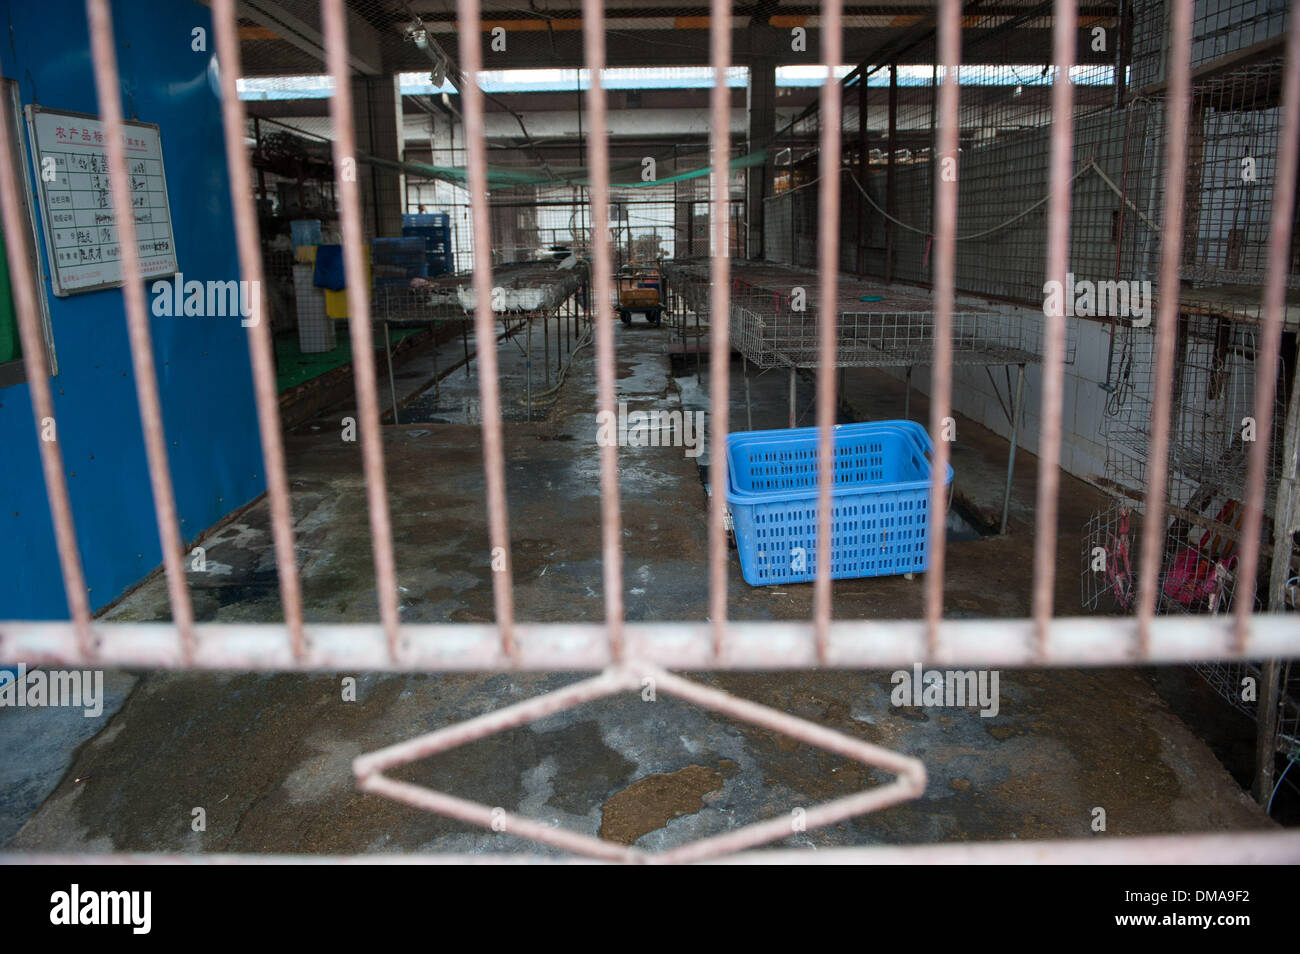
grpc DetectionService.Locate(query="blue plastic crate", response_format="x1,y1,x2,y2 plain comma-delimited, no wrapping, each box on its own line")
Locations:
290,218,322,247
372,237,428,265
403,225,450,247
725,420,951,586
403,212,450,229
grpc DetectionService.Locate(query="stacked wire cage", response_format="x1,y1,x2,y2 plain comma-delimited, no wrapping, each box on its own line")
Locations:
724,262,1041,371
1084,309,1289,615
1079,54,1300,765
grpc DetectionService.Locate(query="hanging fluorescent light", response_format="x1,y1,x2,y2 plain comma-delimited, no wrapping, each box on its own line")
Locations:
405,18,454,89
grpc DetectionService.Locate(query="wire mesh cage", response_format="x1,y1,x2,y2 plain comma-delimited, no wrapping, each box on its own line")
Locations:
1081,499,1142,614
725,261,1046,370
370,279,465,325
1099,312,1289,509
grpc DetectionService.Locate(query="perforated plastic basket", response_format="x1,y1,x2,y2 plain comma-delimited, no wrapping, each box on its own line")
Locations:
724,420,952,586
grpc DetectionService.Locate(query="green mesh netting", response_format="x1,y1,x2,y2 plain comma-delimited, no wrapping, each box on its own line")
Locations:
379,147,768,190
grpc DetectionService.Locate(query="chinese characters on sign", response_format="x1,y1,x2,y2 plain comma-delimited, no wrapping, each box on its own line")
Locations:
26,107,178,296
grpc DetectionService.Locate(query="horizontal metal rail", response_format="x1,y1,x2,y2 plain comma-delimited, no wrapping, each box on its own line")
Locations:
3,616,1296,671
8,830,1300,864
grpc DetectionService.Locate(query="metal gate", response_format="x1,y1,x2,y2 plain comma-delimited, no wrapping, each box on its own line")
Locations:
0,0,1298,863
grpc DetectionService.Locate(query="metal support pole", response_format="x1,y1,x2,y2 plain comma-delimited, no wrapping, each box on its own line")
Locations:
526,318,533,422
462,318,471,378
683,289,689,353
1255,660,1283,805
856,75,867,274
789,366,797,428
1000,363,1026,535
544,308,551,389
904,365,912,419
432,322,440,400
886,63,898,283
695,303,702,384
1256,343,1300,803
384,320,400,426
744,355,752,431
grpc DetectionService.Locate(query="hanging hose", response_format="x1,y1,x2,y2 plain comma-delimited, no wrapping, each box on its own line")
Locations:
515,324,596,408
847,158,1159,241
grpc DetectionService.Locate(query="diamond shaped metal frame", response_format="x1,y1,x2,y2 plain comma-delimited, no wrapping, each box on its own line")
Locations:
352,662,927,864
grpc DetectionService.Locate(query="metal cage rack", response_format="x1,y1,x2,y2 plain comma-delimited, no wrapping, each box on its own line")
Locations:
664,258,1045,530
667,259,1045,369
369,259,592,423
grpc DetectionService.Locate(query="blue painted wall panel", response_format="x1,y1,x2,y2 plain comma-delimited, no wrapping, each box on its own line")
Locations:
0,0,265,618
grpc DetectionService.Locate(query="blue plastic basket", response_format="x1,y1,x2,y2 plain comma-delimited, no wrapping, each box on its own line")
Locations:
403,212,451,229
725,420,952,586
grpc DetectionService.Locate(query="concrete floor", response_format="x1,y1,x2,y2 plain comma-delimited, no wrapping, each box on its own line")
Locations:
1,306,1273,855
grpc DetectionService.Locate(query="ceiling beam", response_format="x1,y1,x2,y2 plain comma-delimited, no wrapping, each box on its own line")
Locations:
238,0,385,74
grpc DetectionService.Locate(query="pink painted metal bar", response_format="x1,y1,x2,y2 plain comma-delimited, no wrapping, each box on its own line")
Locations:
713,830,1300,864
0,57,93,657
1032,0,1077,655
320,0,402,660
1233,13,1300,647
649,668,923,863
581,0,626,659
456,0,517,659
1134,0,1192,651
356,667,643,862
353,662,926,863
707,0,731,659
85,0,195,660
813,0,845,662
924,0,961,657
211,0,306,659
4,616,1296,672
9,830,1300,864
9,828,1298,864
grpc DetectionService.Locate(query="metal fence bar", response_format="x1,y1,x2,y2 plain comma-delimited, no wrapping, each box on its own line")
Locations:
924,0,960,657
0,55,92,656
813,0,844,662
707,0,731,659
1134,0,1193,651
8,830,1300,864
456,0,517,659
211,0,305,659
86,0,195,660
639,667,925,863
582,0,626,660
356,666,643,862
1233,13,1300,648
1032,0,1078,655
352,661,926,862
321,0,401,660
6,616,1296,672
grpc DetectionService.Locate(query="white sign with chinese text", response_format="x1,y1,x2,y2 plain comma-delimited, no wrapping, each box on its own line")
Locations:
25,106,178,296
